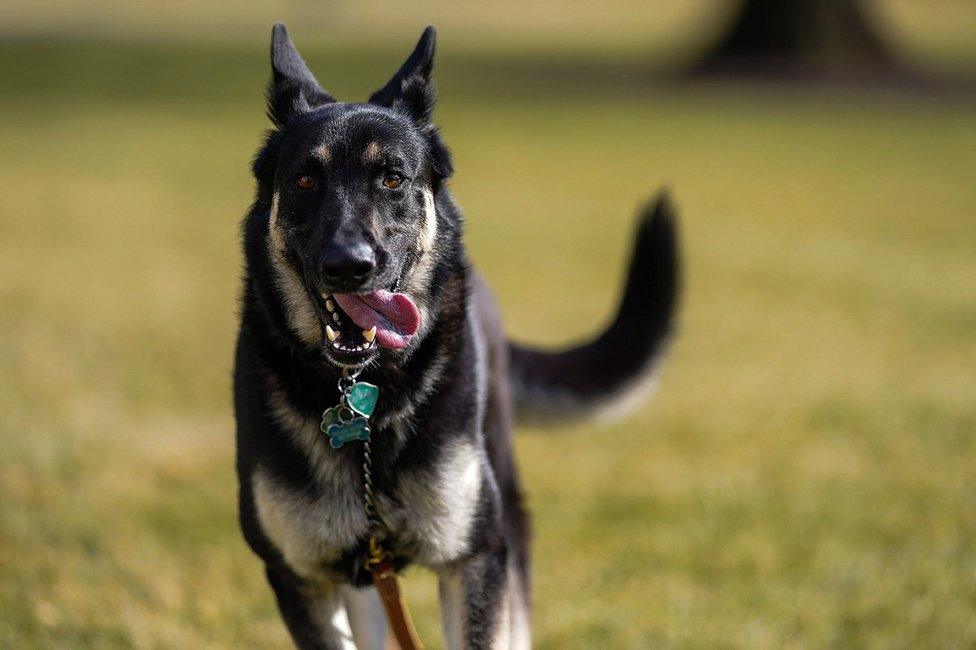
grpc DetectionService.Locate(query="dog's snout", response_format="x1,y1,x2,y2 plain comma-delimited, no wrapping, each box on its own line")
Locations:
320,241,377,288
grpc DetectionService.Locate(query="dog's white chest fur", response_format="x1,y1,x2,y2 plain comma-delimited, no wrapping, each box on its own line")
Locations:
251,404,484,579
252,465,366,576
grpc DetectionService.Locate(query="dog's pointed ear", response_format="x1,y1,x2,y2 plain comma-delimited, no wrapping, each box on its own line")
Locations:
267,22,335,126
368,26,437,124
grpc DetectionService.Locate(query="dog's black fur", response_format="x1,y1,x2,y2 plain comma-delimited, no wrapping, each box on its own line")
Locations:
234,23,680,649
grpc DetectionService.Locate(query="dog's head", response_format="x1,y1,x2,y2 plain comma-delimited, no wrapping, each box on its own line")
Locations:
252,23,454,367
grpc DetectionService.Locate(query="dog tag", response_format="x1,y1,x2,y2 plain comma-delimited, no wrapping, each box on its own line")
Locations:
347,382,379,417
326,417,371,449
320,406,341,433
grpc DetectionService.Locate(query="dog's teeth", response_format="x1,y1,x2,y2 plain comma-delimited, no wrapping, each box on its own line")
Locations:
363,326,377,343
332,340,340,348
332,312,340,322
325,299,334,312
326,326,338,342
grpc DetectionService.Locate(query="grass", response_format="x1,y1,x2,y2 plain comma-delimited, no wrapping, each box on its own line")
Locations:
1,23,975,649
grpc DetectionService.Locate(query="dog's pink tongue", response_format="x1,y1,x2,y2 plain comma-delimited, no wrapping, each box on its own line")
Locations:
333,291,421,350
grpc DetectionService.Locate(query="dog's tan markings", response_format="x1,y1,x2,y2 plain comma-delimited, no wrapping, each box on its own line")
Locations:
251,469,323,576
267,191,286,253
252,380,370,574
418,189,438,253
400,191,438,300
436,561,525,649
398,439,483,565
437,569,465,649
313,143,331,163
394,295,491,564
266,191,321,347
269,259,320,347
267,379,362,496
363,141,382,164
506,562,532,648
393,188,440,347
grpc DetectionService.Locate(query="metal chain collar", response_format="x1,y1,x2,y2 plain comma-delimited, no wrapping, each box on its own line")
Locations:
336,367,388,546
334,371,421,648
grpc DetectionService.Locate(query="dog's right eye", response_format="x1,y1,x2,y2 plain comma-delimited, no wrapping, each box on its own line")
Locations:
295,175,315,190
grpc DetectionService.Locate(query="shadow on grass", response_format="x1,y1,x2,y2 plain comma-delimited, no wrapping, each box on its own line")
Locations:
2,37,974,113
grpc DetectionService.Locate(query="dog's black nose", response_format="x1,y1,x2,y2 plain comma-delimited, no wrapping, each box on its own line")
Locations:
320,242,377,288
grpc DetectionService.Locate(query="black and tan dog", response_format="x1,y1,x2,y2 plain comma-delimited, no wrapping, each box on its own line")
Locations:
234,23,680,649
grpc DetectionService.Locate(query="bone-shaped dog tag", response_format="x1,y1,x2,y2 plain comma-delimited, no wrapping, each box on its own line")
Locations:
326,417,371,449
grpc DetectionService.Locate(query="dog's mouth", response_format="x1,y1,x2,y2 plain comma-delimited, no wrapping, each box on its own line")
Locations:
314,290,421,363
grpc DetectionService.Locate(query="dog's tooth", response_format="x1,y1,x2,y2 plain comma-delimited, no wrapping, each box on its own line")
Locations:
326,325,338,342
332,312,340,322
363,326,377,343
325,299,334,312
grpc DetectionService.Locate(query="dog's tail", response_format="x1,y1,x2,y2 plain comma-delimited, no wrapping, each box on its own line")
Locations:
508,191,680,425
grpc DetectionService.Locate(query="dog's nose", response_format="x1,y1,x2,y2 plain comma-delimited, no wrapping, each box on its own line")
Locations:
320,242,377,288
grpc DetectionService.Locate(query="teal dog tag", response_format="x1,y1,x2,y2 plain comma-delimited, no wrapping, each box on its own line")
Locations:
320,406,341,433
321,377,379,450
326,417,371,449
347,382,379,417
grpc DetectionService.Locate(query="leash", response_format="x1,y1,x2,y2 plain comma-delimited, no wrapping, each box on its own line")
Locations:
322,368,424,650
365,539,424,650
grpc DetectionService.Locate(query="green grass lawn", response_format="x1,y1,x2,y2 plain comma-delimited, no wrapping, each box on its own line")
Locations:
1,33,974,648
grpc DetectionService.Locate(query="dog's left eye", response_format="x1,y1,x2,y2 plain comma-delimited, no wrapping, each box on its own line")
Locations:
382,174,403,190
295,175,315,190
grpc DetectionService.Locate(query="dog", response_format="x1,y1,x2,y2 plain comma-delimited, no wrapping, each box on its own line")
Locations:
234,22,680,649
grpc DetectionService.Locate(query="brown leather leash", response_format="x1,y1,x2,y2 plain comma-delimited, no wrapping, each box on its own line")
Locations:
366,538,424,650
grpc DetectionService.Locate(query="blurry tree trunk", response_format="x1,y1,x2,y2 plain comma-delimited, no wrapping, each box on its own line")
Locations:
691,0,905,80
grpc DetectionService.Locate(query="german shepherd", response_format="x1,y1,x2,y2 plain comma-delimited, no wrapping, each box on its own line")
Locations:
234,23,680,649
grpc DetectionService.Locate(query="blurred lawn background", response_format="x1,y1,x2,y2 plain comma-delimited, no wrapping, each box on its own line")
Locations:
1,1,975,647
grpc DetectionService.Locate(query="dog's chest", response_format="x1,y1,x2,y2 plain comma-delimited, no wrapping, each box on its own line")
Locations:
251,433,484,580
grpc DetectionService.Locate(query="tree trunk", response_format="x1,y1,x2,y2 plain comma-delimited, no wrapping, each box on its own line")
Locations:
691,0,906,81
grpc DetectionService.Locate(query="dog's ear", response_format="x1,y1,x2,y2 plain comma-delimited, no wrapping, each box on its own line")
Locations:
368,26,437,125
426,127,453,181
267,22,335,127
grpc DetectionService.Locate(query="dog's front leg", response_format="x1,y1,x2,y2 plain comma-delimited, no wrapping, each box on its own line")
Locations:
437,546,525,650
337,584,388,650
265,566,356,650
